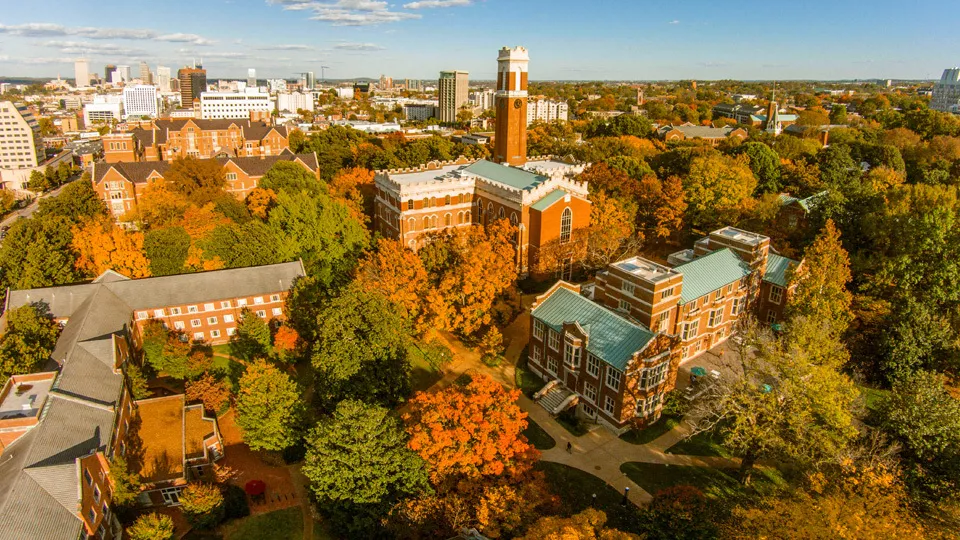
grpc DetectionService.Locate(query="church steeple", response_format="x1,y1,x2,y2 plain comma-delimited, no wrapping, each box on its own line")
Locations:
765,85,782,135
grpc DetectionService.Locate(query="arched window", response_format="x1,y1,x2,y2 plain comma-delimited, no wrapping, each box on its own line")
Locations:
560,207,572,244
444,195,451,206
458,193,465,204
408,217,416,232
432,215,438,228
498,207,505,220
444,213,452,227
510,212,518,226
422,197,429,208
407,200,413,211
430,196,437,207
458,211,464,224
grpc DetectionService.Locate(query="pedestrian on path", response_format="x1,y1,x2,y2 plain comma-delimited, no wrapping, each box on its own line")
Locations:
566,442,572,453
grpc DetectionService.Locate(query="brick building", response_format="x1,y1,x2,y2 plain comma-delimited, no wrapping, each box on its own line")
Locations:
528,227,800,433
0,262,304,539
92,152,320,218
656,123,748,145
102,118,294,164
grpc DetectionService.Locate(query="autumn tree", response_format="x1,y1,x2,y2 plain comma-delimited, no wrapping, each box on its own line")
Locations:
303,399,429,537
185,373,232,413
355,238,431,333
132,179,191,227
0,303,61,380
245,187,276,219
126,362,150,399
272,325,300,363
143,226,191,276
586,191,641,269
127,513,175,540
35,173,106,224
229,309,272,361
311,285,411,408
330,166,375,223
639,486,717,540
167,157,227,205
478,326,504,364
140,321,195,378
179,482,225,530
71,217,151,278
108,454,142,506
235,359,303,451
682,152,757,229
519,509,639,540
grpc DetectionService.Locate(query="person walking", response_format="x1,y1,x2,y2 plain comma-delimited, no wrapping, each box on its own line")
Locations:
566,442,573,453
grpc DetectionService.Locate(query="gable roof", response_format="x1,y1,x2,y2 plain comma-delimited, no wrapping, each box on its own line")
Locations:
465,159,548,191
92,153,318,185
658,124,737,139
532,286,656,371
530,189,568,212
764,253,798,288
674,248,752,304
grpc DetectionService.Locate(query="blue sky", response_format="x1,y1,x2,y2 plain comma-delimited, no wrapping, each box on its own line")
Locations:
0,0,957,81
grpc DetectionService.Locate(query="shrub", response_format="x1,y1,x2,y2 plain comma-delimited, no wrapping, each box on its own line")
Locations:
127,512,175,540
180,483,225,530
221,483,250,521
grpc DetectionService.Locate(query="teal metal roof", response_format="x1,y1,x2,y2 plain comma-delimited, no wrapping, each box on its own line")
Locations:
675,248,751,304
464,159,548,191
530,189,567,211
531,287,655,371
764,253,797,287
778,191,826,212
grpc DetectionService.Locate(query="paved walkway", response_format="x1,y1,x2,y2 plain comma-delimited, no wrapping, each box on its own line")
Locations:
421,297,741,508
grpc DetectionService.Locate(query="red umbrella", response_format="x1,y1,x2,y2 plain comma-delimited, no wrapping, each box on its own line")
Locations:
244,479,266,496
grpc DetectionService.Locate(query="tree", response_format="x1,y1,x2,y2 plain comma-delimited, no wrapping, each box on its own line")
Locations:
108,455,141,506
330,167,375,224
259,160,324,197
640,486,717,540
27,169,51,191
185,373,232,413
817,145,860,193
143,226,191,276
311,285,411,408
229,308,272,361
0,303,60,380
0,216,78,289
71,217,151,278
127,513,175,540
179,483,225,530
728,463,926,539
735,142,781,194
34,174,106,224
682,153,757,229
202,220,281,269
302,399,429,537
132,179,192,227
519,509,639,539
235,359,302,451
478,326,504,363
127,362,151,399
166,157,227,205
272,325,300,362
586,191,641,269
404,374,536,482
355,238,430,332
245,187,276,219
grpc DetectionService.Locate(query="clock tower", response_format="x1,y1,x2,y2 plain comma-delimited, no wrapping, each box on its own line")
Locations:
493,46,529,166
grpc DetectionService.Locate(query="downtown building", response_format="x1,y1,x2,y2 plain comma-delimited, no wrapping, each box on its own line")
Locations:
0,101,48,193
122,85,161,118
438,70,469,123
526,227,799,433
177,65,207,108
0,262,305,539
931,68,960,113
527,99,569,125
199,89,271,120
374,47,591,277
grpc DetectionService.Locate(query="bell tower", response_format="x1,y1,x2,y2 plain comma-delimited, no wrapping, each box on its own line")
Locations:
494,46,528,166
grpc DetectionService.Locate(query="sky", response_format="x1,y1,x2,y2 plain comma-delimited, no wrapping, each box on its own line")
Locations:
0,0,957,82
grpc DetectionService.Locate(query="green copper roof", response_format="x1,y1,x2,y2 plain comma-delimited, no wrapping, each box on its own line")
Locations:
464,159,547,191
778,191,827,212
530,189,567,211
675,248,751,304
531,286,655,371
764,253,797,287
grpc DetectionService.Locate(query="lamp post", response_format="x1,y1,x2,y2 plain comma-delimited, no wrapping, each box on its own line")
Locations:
621,486,630,506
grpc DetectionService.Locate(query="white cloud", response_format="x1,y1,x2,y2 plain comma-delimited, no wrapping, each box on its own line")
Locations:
155,33,215,45
0,23,214,45
403,0,471,8
333,41,384,51
268,0,421,26
669,20,680,24
41,40,145,55
256,44,313,50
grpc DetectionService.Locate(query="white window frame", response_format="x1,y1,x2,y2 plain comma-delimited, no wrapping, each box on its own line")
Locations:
220,301,231,309
766,309,778,323
256,310,267,318
170,307,182,315
226,327,236,336
174,321,185,330
254,296,264,305
548,330,560,351
586,354,600,377
582,382,597,404
532,345,542,364
210,329,221,339
708,308,723,327
193,332,204,341
606,368,622,392
187,305,198,313
603,395,616,415
237,298,248,306
270,294,281,302
207,316,218,325
137,311,148,320
564,337,581,368
224,314,235,323
546,356,558,375
272,307,283,316
153,309,164,318
622,281,635,296
682,320,699,341
191,319,201,328
769,285,783,305
618,299,630,313
533,320,545,341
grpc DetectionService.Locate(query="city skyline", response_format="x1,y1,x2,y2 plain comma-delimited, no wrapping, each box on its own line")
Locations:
0,0,958,81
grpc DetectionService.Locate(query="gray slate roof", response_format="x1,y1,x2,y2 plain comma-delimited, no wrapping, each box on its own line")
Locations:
532,286,656,371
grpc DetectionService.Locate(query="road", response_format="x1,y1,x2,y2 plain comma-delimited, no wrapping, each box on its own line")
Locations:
1,176,79,228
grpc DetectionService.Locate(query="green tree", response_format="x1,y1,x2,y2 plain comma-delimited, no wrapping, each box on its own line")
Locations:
202,221,282,269
0,216,77,289
735,142,782,194
816,144,860,193
828,104,847,125
140,320,194,379
35,174,106,224
127,513,175,540
179,483,225,530
0,303,61,380
229,308,272,361
126,362,151,399
27,170,50,191
143,226,191,276
303,399,429,538
311,285,411,408
682,152,757,229
108,455,142,506
478,326,504,364
167,157,227,206
235,359,303,451
259,161,325,197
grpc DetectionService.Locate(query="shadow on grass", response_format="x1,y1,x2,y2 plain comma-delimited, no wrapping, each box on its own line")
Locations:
619,414,682,445
522,418,556,450
620,462,786,503
536,461,642,533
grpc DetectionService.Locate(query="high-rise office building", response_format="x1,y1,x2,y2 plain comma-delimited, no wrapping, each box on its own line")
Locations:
932,68,960,113
438,70,469,123
104,64,116,81
301,72,315,89
139,62,152,85
178,65,208,107
115,65,131,83
247,68,257,88
156,66,172,93
123,85,160,118
0,101,44,174
74,59,90,88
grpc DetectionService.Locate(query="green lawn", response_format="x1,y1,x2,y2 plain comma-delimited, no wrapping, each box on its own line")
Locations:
514,350,543,398
522,418,556,450
222,507,303,540
859,385,889,413
408,340,450,393
620,414,682,445
536,461,641,533
620,462,785,501
665,430,731,458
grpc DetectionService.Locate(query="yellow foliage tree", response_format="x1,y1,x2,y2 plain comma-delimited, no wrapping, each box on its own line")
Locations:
71,217,151,278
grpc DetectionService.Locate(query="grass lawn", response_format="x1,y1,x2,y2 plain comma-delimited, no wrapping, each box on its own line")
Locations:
222,507,303,540
620,414,682,445
522,418,556,450
408,340,449,393
620,462,785,502
665,430,731,458
514,352,543,398
859,385,889,414
536,461,640,533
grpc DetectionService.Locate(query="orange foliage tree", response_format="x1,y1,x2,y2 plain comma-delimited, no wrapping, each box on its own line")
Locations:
245,187,277,219
356,238,431,333
71,217,151,278
129,178,191,227
518,508,639,539
177,204,231,271
330,166,375,224
185,373,231,413
272,325,300,362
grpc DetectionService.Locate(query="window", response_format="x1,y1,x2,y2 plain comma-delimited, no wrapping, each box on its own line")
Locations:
656,311,670,331
254,296,264,305
606,368,622,391
639,362,669,389
87,508,96,523
563,338,581,368
547,356,558,374
93,485,101,503
532,345,542,364
768,286,783,305
731,297,742,316
270,294,281,302
498,207,505,220
207,316,218,325
227,327,236,336
682,320,699,341
622,282,635,296
272,307,283,316
170,307,182,315
715,289,724,301
548,330,560,351
220,301,231,309
559,208,572,244
618,299,630,313
237,299,247,306
210,329,221,339
202,303,213,311
766,310,777,323
137,311,148,320
586,354,600,377
174,321,185,330
191,319,201,328
153,309,164,318
407,200,414,211
660,287,674,300
739,277,748,290
194,332,204,340
444,195,451,205
636,393,663,417
603,395,616,415
187,305,198,313
583,382,597,404
533,320,545,341
408,217,416,232
708,308,723,327
224,314,234,323
256,310,266,318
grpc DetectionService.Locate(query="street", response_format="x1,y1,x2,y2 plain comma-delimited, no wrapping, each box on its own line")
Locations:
1,175,80,228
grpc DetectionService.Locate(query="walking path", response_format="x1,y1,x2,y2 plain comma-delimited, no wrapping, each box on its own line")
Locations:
422,299,741,508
